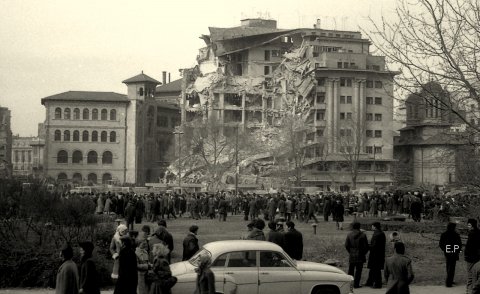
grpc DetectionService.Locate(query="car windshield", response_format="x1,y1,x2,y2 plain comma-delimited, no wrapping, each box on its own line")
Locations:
188,248,212,267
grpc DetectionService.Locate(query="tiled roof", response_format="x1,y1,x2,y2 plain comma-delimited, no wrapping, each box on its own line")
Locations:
156,78,182,93
41,91,128,104
122,72,160,84
209,26,289,41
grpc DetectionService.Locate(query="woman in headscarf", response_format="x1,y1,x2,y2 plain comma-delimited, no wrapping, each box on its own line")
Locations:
136,239,152,294
78,241,100,294
194,255,215,294
149,243,173,294
110,224,128,280
55,243,79,294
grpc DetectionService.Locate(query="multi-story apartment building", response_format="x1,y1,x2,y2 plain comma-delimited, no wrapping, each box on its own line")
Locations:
0,106,12,178
12,136,35,177
41,72,179,185
181,18,396,190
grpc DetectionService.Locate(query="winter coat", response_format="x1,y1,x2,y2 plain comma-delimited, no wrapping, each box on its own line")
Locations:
345,229,369,264
284,228,303,260
278,199,286,213
367,229,386,269
266,230,285,250
218,199,228,214
55,259,79,294
182,233,199,261
384,253,414,294
465,228,480,263
149,257,172,294
194,268,215,294
332,203,344,222
113,246,138,294
150,227,174,263
439,227,462,260
79,257,100,294
247,228,265,241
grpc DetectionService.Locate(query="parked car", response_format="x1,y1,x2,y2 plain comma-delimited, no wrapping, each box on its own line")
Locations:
170,240,353,294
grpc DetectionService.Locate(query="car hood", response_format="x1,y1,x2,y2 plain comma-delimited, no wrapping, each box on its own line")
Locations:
170,261,196,276
296,261,346,274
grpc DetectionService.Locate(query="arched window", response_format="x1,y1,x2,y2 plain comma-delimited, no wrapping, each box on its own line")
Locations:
55,108,62,119
87,151,98,164
72,150,83,164
102,173,112,184
63,130,70,141
139,87,144,96
73,130,79,141
82,130,89,142
73,108,80,120
54,130,61,141
57,150,68,163
83,108,89,120
64,108,71,119
92,131,98,142
110,131,116,142
110,109,117,120
102,151,112,164
101,109,108,120
101,131,107,142
57,173,68,181
72,173,82,183
92,109,98,120
87,173,97,184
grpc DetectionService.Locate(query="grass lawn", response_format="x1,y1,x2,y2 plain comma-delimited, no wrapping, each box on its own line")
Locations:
127,213,464,286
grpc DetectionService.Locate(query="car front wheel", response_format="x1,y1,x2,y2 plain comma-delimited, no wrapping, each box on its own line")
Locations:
311,285,339,294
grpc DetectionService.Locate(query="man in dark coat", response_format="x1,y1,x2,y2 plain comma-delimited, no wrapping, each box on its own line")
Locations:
78,241,100,294
345,221,369,288
366,222,386,288
124,200,136,231
182,225,200,261
284,221,303,260
266,221,285,250
150,219,174,263
323,196,331,221
384,242,414,294
465,218,480,294
113,237,137,294
218,196,228,222
439,222,462,287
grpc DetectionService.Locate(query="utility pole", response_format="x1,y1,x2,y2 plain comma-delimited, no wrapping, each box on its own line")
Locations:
235,124,239,196
173,129,184,193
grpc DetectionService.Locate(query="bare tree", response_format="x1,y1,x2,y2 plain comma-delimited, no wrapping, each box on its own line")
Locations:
367,0,480,131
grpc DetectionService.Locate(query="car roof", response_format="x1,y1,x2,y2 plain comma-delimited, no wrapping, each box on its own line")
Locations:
203,240,283,254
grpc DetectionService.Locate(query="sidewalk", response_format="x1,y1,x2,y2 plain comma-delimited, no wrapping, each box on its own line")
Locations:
355,284,464,294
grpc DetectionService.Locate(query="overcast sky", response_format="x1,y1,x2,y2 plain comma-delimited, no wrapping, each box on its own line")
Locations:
0,0,396,136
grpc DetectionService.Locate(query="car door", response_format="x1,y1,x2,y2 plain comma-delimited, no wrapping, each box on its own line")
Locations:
210,252,228,293
224,250,258,294
258,250,302,294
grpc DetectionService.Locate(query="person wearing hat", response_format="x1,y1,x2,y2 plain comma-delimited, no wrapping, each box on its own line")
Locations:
465,218,480,293
365,222,386,288
150,219,174,263
284,221,303,260
247,219,266,240
78,241,100,294
110,224,128,279
55,243,79,294
384,242,414,294
439,222,462,288
182,225,200,261
345,221,369,288
266,221,285,250
114,236,138,294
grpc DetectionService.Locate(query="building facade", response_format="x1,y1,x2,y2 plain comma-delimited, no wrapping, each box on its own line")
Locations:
41,73,179,185
181,18,396,190
0,106,12,178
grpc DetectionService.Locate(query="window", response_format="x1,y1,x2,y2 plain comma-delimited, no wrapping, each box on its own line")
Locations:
264,50,271,61
375,113,382,121
226,251,257,267
346,112,352,120
102,173,112,184
139,87,144,96
55,108,62,119
340,113,345,120
101,131,107,142
375,97,382,105
340,96,345,104
92,131,98,142
82,131,89,142
264,66,270,75
340,129,345,136
73,108,80,120
366,113,373,121
374,146,383,154
366,80,374,88
72,151,83,164
347,96,352,104
316,128,324,137
344,62,349,68
87,151,98,164
375,81,383,88
316,111,325,120
157,116,168,127
340,78,352,87
366,130,373,137
212,253,228,268
83,108,89,120
110,131,116,142
260,251,292,268
92,109,98,120
316,94,325,104
337,62,343,68
64,108,71,119
375,130,382,138
57,150,68,163
110,109,116,120
366,146,373,154
54,130,61,141
87,173,97,184
316,78,326,86
101,109,107,120
64,130,70,141
72,173,82,183
57,173,68,181
102,151,112,164
366,97,373,104
346,129,352,136
73,130,79,141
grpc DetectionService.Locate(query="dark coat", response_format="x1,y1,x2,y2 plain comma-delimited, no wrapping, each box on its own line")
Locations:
332,203,344,222
247,228,265,241
284,228,303,260
113,247,138,294
194,268,215,294
267,230,285,250
367,229,386,269
218,199,228,214
150,227,174,263
439,227,462,260
465,228,480,263
345,229,369,263
384,254,414,294
182,233,199,261
79,258,100,294
55,260,79,294
149,257,172,294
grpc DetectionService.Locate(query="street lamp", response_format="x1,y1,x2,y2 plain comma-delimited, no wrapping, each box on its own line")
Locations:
173,130,184,192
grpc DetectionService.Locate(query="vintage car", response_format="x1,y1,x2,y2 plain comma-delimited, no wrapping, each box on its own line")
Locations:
170,240,354,294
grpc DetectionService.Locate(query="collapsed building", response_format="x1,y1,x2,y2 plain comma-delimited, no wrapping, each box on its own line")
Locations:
175,18,396,191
